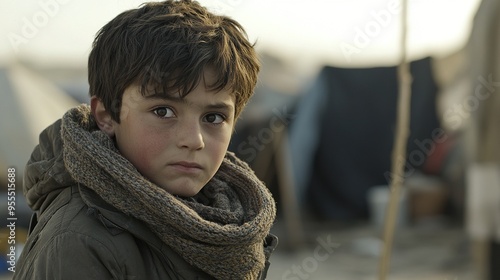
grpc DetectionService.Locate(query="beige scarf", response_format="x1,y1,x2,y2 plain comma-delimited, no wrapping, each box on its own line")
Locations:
61,105,276,280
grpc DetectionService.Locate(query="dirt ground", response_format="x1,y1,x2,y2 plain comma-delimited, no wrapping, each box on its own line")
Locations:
267,220,476,280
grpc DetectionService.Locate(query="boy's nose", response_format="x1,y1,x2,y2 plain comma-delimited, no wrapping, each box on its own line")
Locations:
176,120,205,150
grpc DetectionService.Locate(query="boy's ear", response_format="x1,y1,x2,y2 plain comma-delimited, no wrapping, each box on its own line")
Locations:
90,96,116,137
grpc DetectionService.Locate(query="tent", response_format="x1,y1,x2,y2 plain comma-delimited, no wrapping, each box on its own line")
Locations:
0,63,79,182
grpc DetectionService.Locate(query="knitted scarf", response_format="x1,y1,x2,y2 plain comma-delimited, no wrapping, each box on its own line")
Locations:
61,105,276,280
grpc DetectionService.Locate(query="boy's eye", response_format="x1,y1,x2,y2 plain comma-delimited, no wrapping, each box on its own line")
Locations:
204,113,225,124
153,107,175,118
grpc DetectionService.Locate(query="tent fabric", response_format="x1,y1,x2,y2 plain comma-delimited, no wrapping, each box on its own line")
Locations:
0,63,79,181
465,0,500,243
297,57,440,221
465,0,500,164
0,67,34,177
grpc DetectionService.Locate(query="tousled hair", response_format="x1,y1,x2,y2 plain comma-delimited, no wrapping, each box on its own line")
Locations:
88,0,260,122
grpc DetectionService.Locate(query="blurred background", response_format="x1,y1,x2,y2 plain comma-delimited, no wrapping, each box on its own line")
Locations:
1,0,499,279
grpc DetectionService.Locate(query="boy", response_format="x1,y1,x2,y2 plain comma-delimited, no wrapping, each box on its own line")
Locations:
13,1,277,279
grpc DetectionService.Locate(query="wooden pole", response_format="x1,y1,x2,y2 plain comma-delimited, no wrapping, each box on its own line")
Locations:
274,128,304,248
377,0,412,279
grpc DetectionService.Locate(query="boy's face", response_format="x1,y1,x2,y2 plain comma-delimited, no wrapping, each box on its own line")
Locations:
104,69,235,197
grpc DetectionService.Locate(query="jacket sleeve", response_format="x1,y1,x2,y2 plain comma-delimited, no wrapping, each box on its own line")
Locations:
15,231,124,280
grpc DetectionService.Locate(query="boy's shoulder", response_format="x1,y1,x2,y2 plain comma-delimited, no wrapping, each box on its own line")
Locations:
18,186,138,259
15,186,143,277
15,185,211,279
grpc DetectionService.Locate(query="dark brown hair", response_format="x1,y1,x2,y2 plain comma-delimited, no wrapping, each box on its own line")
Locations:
88,0,260,122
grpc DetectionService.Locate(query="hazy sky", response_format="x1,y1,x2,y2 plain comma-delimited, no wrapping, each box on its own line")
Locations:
0,0,481,68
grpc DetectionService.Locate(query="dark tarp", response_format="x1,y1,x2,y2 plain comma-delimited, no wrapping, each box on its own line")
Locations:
306,57,441,221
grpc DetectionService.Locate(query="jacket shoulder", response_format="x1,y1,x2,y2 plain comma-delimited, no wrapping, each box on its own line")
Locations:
14,186,147,279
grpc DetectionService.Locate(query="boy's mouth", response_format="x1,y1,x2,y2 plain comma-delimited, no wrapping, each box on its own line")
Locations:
169,161,203,173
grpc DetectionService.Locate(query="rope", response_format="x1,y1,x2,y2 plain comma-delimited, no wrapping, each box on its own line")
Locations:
377,0,412,278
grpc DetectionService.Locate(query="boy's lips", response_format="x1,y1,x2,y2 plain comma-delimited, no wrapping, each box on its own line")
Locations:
169,161,203,172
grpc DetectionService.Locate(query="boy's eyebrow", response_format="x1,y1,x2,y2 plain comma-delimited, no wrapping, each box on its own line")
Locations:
144,92,234,112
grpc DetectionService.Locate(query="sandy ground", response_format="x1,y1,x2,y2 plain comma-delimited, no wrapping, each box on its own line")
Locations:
267,220,476,280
